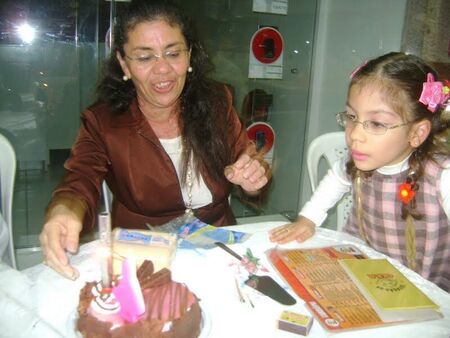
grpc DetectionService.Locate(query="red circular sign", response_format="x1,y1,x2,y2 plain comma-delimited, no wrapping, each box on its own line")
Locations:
247,122,275,154
251,27,283,64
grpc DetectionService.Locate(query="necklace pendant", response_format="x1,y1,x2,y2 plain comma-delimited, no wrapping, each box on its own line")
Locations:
185,208,193,216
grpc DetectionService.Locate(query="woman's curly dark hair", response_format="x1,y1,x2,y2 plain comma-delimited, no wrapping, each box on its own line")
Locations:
347,52,450,219
96,0,232,182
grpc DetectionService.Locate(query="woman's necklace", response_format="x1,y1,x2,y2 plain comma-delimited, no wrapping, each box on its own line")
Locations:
185,163,194,216
157,135,196,223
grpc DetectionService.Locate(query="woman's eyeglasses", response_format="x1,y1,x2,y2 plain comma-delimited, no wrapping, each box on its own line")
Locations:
336,111,410,135
125,49,189,67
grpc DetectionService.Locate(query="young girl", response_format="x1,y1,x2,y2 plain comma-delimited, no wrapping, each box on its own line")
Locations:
270,52,450,291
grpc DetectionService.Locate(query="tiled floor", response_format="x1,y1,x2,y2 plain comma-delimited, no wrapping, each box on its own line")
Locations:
12,164,56,269
13,163,62,250
12,158,98,269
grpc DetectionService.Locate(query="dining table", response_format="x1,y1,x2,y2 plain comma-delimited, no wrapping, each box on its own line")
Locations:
0,221,449,338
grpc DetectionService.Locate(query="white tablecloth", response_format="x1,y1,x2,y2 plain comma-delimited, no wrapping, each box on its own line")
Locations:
1,221,449,338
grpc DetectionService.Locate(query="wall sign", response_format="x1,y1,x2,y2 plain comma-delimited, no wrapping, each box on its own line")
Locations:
253,0,288,15
248,27,284,79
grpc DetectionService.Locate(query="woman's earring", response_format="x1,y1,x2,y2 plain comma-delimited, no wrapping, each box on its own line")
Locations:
123,75,129,81
188,66,193,73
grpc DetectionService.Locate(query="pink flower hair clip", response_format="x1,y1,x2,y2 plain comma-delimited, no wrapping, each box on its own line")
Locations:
419,73,450,113
349,60,368,79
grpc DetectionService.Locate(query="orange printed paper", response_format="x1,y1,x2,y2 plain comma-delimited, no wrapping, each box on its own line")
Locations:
268,245,442,332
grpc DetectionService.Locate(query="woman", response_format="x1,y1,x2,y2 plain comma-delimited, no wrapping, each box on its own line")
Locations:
40,0,270,279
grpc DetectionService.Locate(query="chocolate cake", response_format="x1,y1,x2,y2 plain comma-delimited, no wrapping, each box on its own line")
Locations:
76,260,202,338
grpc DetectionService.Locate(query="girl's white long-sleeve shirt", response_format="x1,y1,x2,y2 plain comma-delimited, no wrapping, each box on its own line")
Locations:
299,156,450,226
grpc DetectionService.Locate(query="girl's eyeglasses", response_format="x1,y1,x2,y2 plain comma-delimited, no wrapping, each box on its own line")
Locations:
336,111,410,135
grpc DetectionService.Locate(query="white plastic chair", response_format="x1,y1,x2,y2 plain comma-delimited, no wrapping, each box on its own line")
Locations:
0,133,17,268
306,131,351,231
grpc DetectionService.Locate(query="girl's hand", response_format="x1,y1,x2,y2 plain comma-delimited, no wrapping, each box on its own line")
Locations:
269,216,316,244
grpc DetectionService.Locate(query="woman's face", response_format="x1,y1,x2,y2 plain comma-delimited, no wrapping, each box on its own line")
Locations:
345,84,415,171
117,19,191,111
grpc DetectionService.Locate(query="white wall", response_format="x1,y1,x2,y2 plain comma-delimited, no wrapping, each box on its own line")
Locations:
300,0,407,227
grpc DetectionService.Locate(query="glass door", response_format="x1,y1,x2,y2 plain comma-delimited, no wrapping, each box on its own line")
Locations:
0,0,112,255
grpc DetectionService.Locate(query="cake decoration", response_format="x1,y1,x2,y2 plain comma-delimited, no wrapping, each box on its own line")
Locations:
87,282,124,329
112,258,146,323
90,282,120,313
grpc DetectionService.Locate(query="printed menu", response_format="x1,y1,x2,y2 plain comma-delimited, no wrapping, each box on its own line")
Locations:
267,245,442,332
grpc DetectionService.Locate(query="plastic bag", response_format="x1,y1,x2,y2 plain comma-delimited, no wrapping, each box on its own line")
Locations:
147,214,251,249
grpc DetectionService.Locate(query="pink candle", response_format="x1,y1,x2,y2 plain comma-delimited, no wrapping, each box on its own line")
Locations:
112,258,146,323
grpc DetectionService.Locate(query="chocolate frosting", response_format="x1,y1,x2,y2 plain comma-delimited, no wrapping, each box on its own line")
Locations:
137,260,172,289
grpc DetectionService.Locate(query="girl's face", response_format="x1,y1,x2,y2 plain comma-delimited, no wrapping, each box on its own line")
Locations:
345,84,415,171
117,19,191,111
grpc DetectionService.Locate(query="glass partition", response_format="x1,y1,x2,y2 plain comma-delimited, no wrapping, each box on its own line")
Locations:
174,0,317,219
0,0,111,251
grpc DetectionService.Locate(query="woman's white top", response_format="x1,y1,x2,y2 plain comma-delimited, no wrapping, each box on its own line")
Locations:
300,155,450,226
159,136,213,209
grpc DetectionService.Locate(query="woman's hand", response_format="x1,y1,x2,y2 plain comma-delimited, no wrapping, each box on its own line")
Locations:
269,216,316,244
39,197,85,280
224,152,270,193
